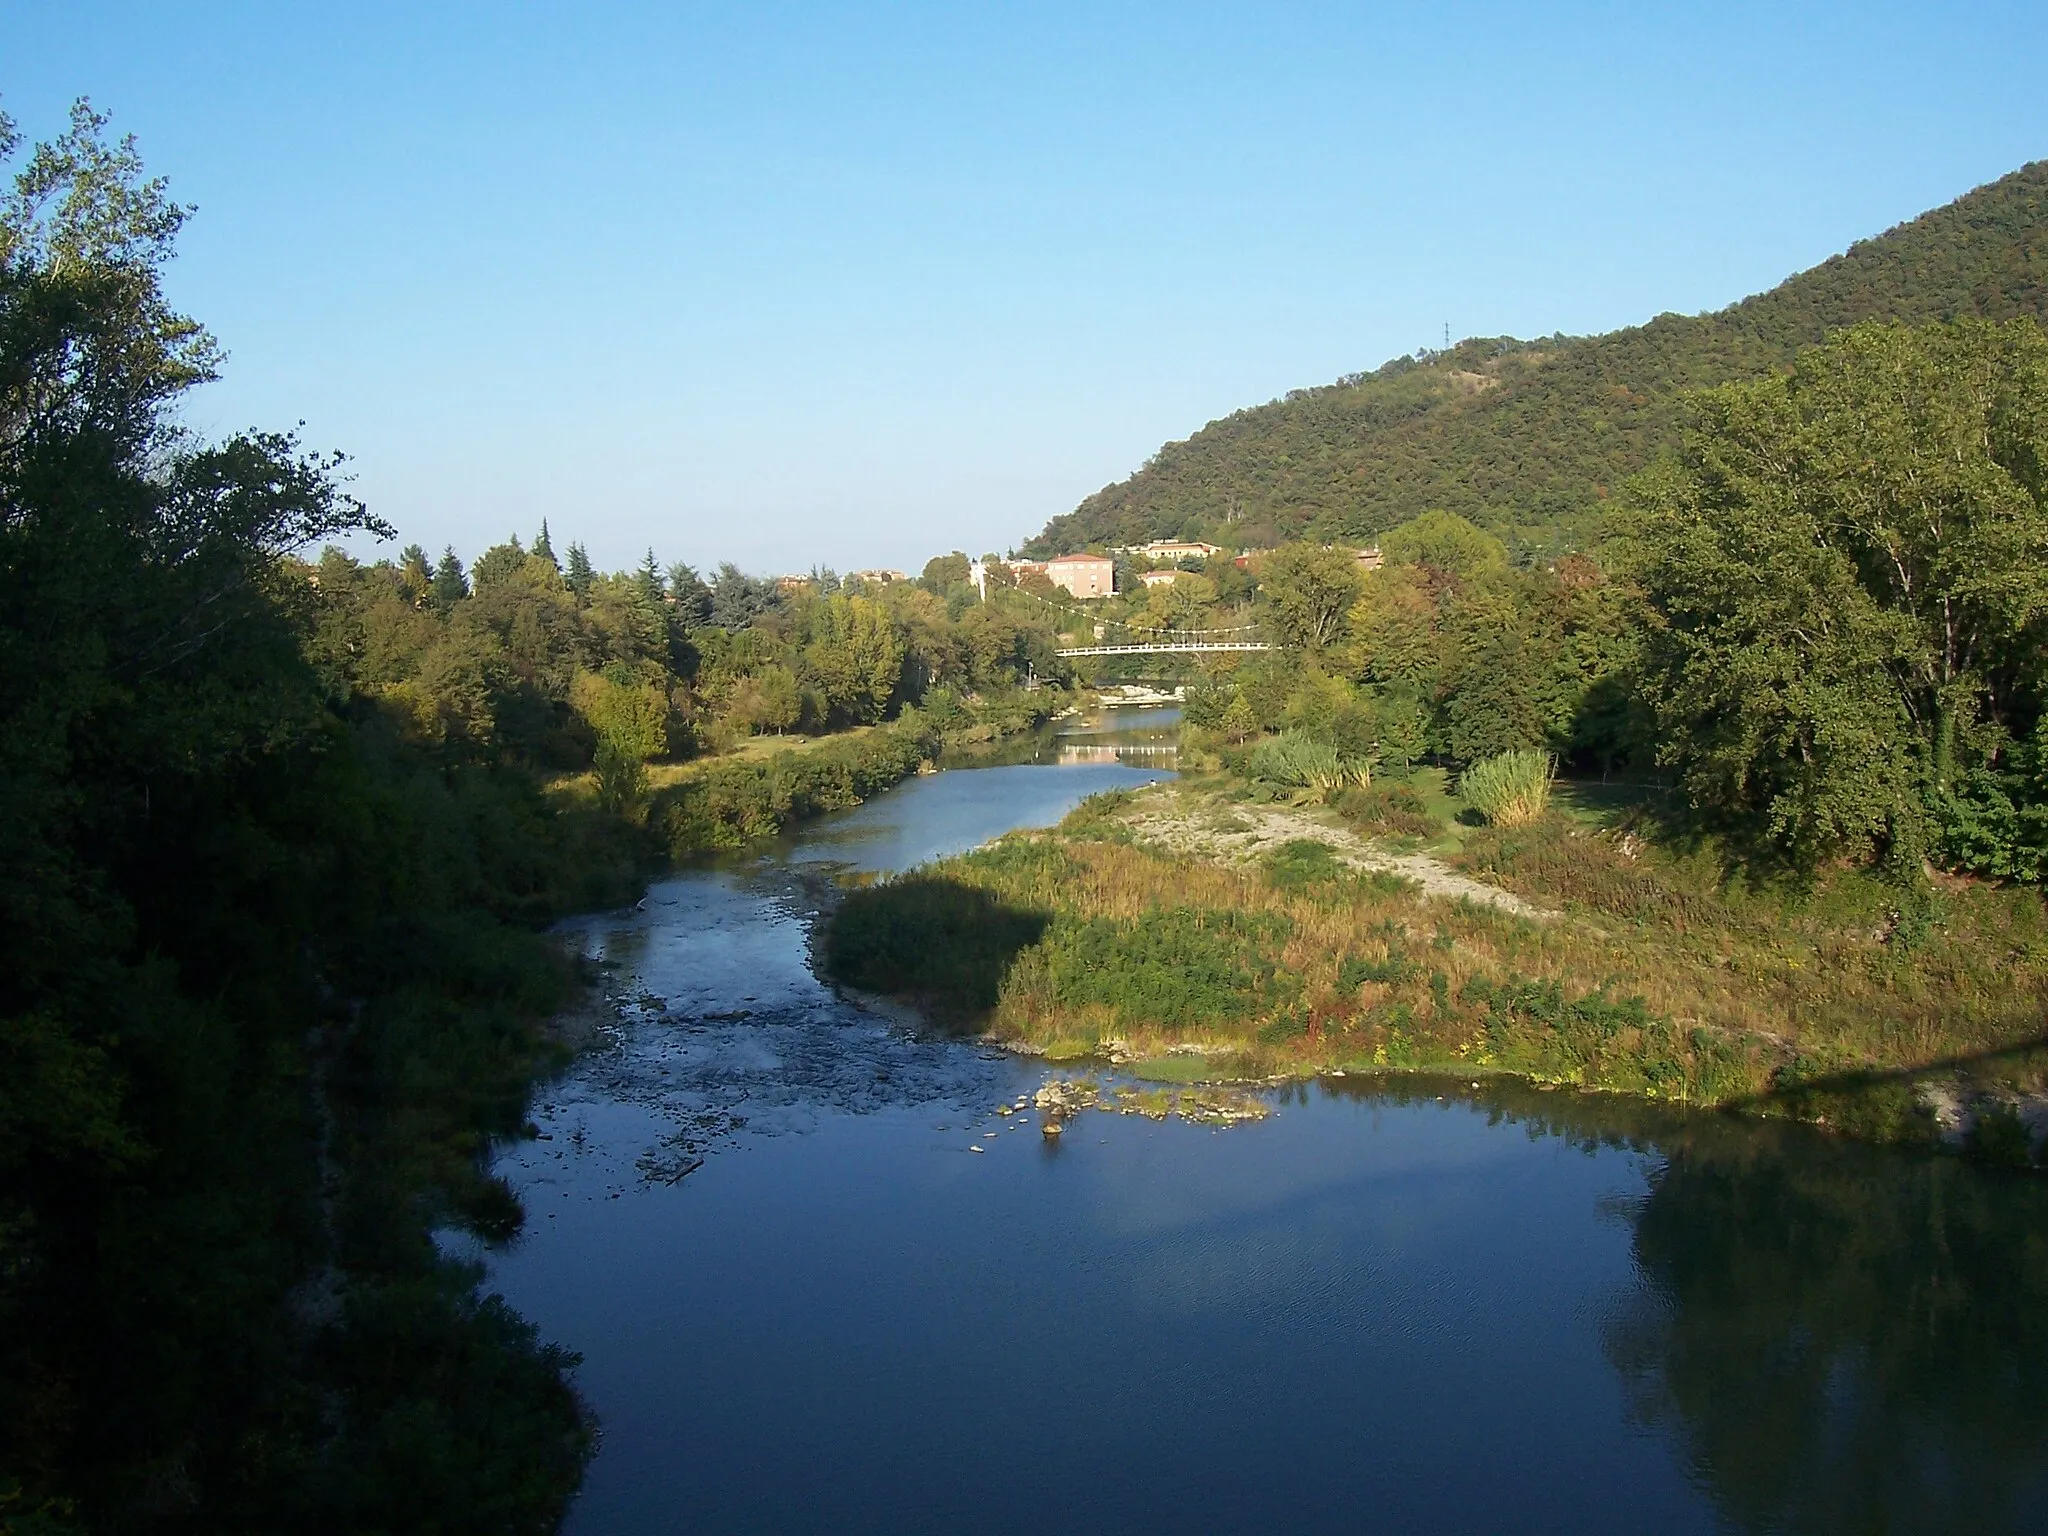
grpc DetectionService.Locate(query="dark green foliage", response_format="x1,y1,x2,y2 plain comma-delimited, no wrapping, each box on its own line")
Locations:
825,873,1054,1026
1624,319,2048,870
1333,782,1442,840
1027,162,2048,558
1339,949,1418,988
1263,839,1345,887
0,105,603,1532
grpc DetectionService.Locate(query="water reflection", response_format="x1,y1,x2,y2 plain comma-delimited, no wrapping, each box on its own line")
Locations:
495,746,2048,1535
1352,1079,2048,1533
1617,1123,2048,1532
960,703,1183,768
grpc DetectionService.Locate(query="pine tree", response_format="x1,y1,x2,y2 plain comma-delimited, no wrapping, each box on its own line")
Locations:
533,519,558,568
564,541,593,598
431,546,469,611
667,561,711,624
637,547,665,604
399,543,433,604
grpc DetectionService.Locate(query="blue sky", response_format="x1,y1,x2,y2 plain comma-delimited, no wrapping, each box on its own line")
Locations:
7,2,2044,574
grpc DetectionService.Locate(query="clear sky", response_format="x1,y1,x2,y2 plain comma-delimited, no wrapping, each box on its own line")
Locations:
7,2,2045,575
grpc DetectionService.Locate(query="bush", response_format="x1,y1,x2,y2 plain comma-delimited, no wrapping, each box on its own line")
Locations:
1247,730,1373,799
1460,748,1554,827
1335,781,1443,839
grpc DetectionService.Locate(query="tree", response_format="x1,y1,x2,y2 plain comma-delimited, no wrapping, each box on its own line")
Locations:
726,663,801,735
532,518,557,568
667,561,711,624
709,561,771,630
1259,543,1364,652
1624,320,2048,867
1217,692,1260,743
1381,510,1508,580
431,545,469,610
564,540,593,598
571,666,668,812
804,595,905,724
471,536,526,590
920,551,970,590
637,546,665,605
398,542,433,604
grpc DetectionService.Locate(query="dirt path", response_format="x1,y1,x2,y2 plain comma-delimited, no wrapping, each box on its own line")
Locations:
1115,785,1556,920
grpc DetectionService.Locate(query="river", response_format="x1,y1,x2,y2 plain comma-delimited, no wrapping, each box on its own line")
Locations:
461,708,2048,1535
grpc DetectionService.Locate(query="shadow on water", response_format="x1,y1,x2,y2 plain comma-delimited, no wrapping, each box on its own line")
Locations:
1718,1038,2048,1145
1336,1076,2048,1534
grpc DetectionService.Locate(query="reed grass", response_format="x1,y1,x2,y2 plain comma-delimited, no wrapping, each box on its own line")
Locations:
1247,730,1374,799
1459,749,1553,827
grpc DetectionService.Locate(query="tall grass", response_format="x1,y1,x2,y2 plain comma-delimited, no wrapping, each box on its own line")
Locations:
1460,748,1553,826
1248,730,1373,799
824,796,2048,1140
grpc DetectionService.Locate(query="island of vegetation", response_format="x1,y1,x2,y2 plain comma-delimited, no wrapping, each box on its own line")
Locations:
830,318,2048,1159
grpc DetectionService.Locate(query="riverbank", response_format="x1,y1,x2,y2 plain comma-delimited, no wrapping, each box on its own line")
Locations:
543,689,1073,857
821,779,2048,1158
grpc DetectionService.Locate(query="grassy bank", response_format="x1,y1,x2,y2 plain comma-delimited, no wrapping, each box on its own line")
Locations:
629,690,1065,856
822,784,2048,1155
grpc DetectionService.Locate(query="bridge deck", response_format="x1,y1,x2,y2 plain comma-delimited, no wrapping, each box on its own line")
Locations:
1056,641,1272,657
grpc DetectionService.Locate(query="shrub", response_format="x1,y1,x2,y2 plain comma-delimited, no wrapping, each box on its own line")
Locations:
1460,748,1554,827
1247,730,1373,799
1335,781,1443,839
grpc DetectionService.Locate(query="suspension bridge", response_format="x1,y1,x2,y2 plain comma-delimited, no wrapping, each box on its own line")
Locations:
1055,638,1272,656
1016,591,1273,657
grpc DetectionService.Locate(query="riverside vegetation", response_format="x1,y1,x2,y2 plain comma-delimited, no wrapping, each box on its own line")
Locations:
0,103,1065,1533
829,314,2048,1157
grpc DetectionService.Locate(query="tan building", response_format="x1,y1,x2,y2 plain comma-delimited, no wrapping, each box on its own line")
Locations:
1135,539,1222,562
1045,553,1115,598
1137,568,1183,588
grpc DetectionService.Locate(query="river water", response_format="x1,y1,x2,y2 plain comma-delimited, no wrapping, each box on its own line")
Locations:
468,709,2048,1535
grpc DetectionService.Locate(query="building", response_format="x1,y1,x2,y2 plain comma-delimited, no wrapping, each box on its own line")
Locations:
1045,553,1115,598
848,568,907,587
1137,568,1184,588
1134,539,1222,563
1354,546,1384,573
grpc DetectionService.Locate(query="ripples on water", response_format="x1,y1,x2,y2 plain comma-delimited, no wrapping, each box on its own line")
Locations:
464,712,2048,1536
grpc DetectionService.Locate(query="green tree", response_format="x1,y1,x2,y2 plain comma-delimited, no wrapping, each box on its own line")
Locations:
1626,320,2048,867
1259,543,1364,652
804,595,905,724
572,666,668,812
727,662,802,735
564,539,593,597
431,545,469,610
637,546,665,605
1381,509,1508,580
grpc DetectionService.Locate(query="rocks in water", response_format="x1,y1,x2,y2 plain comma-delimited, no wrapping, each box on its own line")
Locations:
1030,1074,1271,1130
1041,1120,1062,1137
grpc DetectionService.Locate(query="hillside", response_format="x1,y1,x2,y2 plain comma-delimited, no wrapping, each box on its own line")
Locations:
1024,160,2048,558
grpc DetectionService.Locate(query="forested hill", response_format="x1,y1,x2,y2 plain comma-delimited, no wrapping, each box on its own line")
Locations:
1023,159,2048,558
